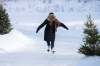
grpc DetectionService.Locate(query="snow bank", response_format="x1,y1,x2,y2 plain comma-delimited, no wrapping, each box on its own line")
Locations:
77,56,100,66
0,29,34,53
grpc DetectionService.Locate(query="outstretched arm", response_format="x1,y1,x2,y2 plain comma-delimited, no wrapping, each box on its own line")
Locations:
60,23,69,30
36,19,47,33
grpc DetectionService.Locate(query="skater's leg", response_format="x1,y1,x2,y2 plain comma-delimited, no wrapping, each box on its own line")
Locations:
51,40,56,54
46,41,50,52
51,40,54,50
47,41,50,47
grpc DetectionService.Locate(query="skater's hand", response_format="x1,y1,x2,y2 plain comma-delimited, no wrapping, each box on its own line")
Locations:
65,27,69,30
67,27,69,30
36,30,38,33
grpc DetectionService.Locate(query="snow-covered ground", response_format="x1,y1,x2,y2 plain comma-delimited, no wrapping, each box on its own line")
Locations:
0,30,81,66
0,30,100,66
0,0,100,66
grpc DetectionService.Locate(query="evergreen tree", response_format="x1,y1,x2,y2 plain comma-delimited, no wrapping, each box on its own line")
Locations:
79,15,100,56
0,4,12,35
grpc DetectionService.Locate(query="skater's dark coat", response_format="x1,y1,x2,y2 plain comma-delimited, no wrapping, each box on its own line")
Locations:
36,16,68,41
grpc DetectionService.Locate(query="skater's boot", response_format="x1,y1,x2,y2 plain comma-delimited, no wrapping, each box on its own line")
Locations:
51,49,56,54
47,48,50,52
52,50,56,54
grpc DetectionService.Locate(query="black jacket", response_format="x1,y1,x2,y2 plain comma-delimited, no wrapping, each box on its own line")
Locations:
36,19,69,41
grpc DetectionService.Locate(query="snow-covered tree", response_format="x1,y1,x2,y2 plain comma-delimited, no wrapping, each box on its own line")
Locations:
79,15,100,56
0,5,12,35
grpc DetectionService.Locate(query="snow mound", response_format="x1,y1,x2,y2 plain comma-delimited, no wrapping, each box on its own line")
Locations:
77,56,100,66
0,29,34,53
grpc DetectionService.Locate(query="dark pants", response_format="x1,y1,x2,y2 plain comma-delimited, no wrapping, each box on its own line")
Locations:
46,40,55,50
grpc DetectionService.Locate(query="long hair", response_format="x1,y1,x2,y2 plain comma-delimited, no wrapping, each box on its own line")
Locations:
47,14,61,32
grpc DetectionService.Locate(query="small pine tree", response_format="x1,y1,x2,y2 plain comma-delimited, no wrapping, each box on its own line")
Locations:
79,15,100,56
0,5,12,35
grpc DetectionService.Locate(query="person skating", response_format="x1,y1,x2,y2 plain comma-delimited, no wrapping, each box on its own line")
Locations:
36,12,69,53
